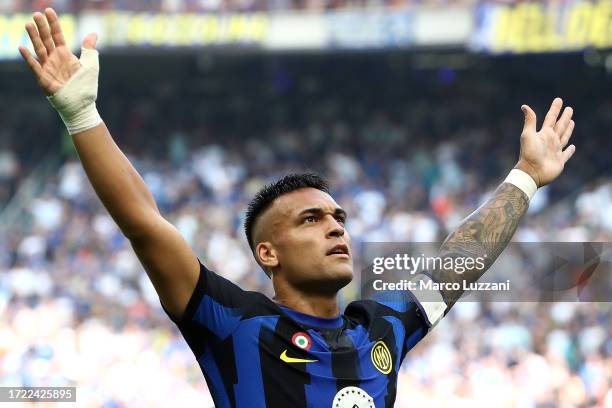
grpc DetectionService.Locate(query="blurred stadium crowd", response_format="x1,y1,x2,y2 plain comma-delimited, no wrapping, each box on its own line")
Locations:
0,54,611,406
3,0,556,13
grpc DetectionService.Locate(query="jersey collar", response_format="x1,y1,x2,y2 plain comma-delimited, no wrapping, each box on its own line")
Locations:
279,306,344,329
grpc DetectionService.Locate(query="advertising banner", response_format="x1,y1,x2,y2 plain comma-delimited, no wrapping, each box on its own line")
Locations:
471,0,612,53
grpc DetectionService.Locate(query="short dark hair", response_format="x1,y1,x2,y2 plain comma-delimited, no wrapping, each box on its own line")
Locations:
244,172,330,253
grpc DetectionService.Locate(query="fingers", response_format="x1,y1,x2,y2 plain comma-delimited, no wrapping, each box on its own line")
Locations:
44,8,66,47
562,144,576,163
521,104,537,135
542,97,563,129
554,106,573,136
33,12,55,55
18,45,44,78
81,33,98,50
25,21,48,64
560,119,575,148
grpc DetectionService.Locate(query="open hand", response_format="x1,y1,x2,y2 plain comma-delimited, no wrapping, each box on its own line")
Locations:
515,98,576,187
18,8,97,96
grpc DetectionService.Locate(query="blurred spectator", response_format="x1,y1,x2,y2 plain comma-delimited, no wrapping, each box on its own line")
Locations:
0,147,20,210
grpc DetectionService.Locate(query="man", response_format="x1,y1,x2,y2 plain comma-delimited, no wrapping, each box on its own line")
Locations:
19,8,576,407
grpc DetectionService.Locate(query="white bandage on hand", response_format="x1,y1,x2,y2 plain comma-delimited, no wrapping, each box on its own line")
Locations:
46,47,102,135
504,169,538,201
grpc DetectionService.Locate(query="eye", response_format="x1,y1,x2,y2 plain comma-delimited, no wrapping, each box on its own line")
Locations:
304,215,317,224
335,215,346,225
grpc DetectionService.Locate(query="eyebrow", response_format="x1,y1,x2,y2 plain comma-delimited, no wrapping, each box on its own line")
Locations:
297,207,347,219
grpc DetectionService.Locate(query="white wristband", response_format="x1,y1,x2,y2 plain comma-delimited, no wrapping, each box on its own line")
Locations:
46,47,102,135
504,169,538,201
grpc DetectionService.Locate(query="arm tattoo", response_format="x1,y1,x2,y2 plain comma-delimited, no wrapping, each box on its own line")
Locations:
433,183,529,308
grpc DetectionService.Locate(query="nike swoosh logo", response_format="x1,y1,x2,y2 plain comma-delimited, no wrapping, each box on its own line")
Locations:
280,350,318,364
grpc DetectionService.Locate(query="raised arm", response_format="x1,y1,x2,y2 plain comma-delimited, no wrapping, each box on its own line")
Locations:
433,98,576,308
19,8,199,320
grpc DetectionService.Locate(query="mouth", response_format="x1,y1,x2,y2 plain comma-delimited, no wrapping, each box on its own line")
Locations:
326,244,350,259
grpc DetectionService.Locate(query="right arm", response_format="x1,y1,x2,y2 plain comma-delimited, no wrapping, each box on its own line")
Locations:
73,123,200,320
19,8,199,320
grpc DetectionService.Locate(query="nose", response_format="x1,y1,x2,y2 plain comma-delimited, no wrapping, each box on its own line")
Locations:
326,215,345,238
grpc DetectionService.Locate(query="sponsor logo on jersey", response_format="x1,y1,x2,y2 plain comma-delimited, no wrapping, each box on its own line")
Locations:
371,340,392,374
332,386,374,408
279,350,318,364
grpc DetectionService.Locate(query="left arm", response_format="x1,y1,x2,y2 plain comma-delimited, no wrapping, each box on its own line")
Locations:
433,182,528,307
432,98,576,308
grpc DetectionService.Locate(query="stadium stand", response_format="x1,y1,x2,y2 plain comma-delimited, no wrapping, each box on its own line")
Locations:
2,0,548,13
0,52,611,406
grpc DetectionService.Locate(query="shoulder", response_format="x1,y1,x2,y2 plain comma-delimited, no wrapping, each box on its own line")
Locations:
342,291,430,330
168,261,279,327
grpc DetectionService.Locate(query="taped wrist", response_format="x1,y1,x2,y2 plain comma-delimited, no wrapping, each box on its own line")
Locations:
504,169,538,201
46,47,102,135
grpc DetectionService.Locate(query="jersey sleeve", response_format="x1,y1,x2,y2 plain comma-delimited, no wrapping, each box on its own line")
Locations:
162,260,252,343
404,272,448,327
368,273,448,353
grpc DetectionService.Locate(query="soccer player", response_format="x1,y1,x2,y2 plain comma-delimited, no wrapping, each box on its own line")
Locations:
19,9,576,407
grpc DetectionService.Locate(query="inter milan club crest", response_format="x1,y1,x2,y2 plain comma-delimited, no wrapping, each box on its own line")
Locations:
371,340,392,375
332,386,374,408
291,332,312,351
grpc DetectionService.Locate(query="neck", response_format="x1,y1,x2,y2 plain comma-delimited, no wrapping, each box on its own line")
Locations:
273,284,340,318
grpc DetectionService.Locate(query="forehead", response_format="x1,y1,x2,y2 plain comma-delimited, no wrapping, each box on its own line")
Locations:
271,188,340,218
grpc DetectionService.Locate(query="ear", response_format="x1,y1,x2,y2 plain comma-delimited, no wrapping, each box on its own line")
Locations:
256,241,279,270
